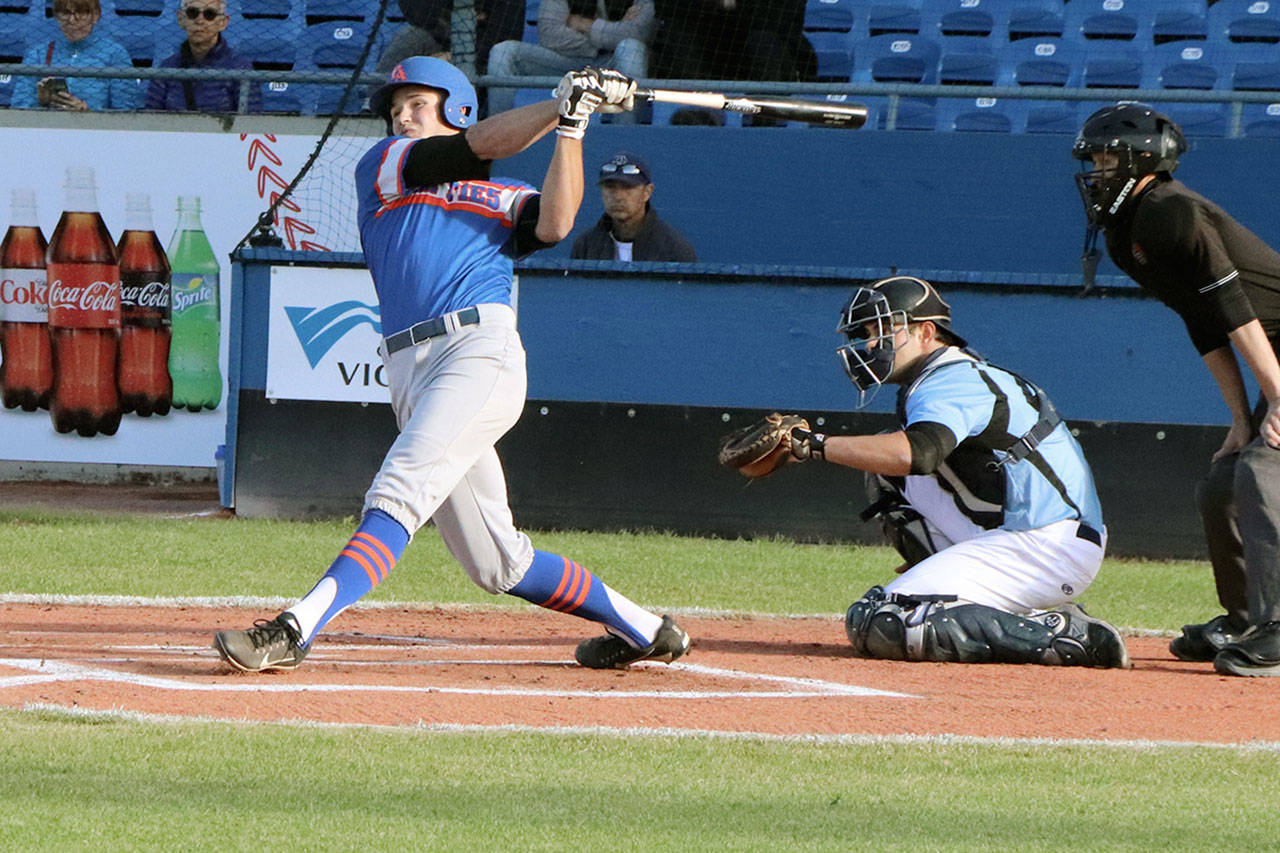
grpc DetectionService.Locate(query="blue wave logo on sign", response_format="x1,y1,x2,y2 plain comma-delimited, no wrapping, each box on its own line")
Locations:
285,301,383,368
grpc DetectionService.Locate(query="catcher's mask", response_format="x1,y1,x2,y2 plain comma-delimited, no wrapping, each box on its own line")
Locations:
1071,102,1185,228
836,276,965,408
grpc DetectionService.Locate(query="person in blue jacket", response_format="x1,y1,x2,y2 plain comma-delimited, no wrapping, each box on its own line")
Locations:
13,0,142,111
146,0,261,113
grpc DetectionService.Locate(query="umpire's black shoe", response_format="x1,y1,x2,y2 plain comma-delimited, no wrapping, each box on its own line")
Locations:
213,614,309,672
576,616,690,670
1213,622,1280,677
1169,614,1248,662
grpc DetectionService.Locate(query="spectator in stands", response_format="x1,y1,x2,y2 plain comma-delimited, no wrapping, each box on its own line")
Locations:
486,0,654,122
145,0,261,113
572,151,697,262
12,0,142,111
376,0,524,76
650,0,815,83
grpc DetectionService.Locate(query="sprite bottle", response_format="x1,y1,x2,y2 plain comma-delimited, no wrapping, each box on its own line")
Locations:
167,195,221,412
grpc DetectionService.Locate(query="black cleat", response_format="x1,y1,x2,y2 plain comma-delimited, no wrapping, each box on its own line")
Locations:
575,615,690,670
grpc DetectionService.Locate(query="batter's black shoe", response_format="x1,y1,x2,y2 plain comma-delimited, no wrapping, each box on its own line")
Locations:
1213,622,1280,677
1169,614,1248,662
213,614,308,672
575,615,690,670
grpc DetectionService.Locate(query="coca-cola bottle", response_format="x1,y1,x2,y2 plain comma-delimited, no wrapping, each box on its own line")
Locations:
0,188,52,411
116,193,171,417
46,165,123,437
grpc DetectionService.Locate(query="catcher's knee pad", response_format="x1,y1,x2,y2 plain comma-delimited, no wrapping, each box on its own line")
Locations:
845,586,890,657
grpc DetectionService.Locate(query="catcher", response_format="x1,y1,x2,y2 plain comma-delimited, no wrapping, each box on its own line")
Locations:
719,275,1130,668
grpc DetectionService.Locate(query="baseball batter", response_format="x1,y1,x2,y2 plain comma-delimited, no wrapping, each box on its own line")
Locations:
1073,103,1280,676
726,276,1129,667
213,57,689,672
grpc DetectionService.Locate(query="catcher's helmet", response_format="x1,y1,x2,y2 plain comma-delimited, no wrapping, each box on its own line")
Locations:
1071,102,1186,226
368,56,478,132
836,276,966,408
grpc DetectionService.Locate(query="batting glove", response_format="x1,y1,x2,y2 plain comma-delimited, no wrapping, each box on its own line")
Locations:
594,68,637,114
554,69,604,139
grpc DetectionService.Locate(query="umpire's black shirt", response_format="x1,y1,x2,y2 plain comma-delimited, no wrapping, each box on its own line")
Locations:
1104,177,1280,357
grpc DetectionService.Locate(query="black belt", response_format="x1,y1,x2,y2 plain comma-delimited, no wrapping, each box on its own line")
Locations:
1076,523,1102,547
384,307,480,354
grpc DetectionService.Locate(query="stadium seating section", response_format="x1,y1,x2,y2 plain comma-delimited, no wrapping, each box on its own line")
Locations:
1,0,1278,132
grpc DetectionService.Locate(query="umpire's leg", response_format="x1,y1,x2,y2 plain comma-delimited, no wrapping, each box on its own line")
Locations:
1197,452,1251,625
1235,437,1280,624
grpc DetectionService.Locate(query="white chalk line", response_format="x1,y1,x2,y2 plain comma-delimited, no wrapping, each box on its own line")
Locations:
19,703,1280,753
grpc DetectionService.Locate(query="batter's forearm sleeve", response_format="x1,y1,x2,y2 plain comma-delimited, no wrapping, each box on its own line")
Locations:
905,421,957,475
511,195,557,257
403,134,491,187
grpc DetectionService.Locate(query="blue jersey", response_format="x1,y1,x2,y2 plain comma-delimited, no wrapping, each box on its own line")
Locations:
355,136,539,335
899,348,1103,533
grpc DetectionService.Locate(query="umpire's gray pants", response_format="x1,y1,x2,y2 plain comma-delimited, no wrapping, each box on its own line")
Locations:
1199,404,1280,625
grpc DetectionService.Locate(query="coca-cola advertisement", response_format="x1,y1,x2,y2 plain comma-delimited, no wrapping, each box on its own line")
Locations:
0,125,344,470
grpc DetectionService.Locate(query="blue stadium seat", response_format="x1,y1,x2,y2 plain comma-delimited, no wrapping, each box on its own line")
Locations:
302,20,385,72
868,2,923,36
869,95,937,130
1153,5,1209,44
112,0,167,15
1064,0,1154,43
260,77,312,114
0,32,25,107
234,18,302,70
1149,100,1231,137
1008,1,1066,40
239,0,295,19
1240,101,1280,136
804,0,864,34
998,38,1082,87
101,14,166,67
1208,0,1280,43
805,30,855,79
938,35,1000,85
852,33,940,83
1081,44,1151,89
1226,41,1280,89
936,96,1016,132
1022,100,1081,134
305,0,381,24
1152,41,1226,90
920,0,1011,39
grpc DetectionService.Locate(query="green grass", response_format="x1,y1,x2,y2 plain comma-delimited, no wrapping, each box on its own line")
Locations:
0,507,1253,850
0,508,1221,631
3,709,1279,852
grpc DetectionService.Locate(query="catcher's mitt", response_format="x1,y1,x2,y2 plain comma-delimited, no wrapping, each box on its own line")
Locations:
717,413,810,478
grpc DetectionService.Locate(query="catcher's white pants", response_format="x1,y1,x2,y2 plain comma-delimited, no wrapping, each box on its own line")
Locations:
364,303,534,594
884,475,1106,614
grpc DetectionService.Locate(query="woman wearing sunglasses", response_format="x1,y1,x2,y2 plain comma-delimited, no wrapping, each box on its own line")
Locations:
13,0,142,111
146,0,261,113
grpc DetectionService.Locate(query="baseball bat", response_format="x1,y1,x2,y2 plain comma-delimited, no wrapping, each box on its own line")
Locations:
636,87,867,128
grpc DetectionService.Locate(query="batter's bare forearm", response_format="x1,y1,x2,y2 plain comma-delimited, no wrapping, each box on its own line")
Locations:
823,432,914,477
534,136,584,243
464,101,559,161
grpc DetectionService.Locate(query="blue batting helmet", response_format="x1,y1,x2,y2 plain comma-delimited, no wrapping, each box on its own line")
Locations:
368,56,478,130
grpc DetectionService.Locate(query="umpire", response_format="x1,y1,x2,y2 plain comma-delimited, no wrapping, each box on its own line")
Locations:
1073,102,1280,677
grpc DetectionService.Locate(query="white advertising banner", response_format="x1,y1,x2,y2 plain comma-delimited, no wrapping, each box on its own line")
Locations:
266,265,389,404
0,123,371,467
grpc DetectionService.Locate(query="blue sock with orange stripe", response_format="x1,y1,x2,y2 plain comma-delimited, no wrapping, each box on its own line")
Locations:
508,550,662,647
284,509,409,646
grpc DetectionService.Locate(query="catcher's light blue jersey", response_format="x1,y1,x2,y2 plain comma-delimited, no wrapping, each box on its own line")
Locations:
902,348,1103,534
355,136,538,335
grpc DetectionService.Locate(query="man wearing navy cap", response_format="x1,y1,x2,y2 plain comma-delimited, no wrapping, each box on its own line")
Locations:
571,151,698,262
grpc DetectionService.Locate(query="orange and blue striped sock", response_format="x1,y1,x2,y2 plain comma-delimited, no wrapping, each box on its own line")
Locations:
508,550,663,647
286,509,409,645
